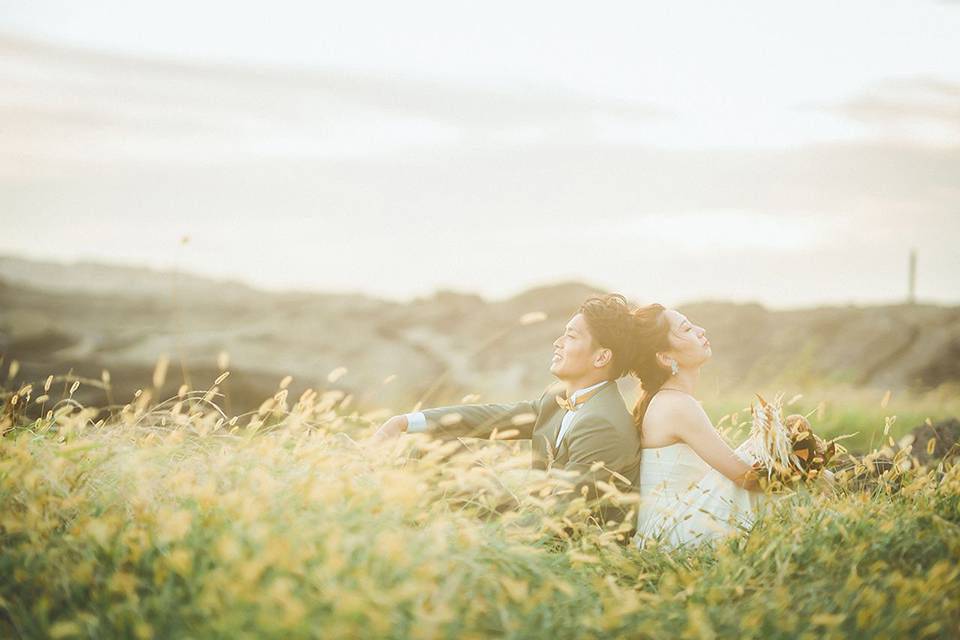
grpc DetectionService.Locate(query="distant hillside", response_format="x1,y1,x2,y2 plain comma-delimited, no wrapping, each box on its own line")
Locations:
1,255,958,414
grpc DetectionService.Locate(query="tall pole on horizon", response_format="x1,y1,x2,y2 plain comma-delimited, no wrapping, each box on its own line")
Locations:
907,248,917,305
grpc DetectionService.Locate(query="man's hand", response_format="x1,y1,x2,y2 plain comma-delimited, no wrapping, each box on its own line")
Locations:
370,414,409,445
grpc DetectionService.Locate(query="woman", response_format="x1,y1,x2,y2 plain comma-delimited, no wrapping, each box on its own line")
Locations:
629,303,763,549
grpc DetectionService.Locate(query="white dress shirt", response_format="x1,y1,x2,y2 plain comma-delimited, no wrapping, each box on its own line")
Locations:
405,410,428,433
405,380,609,448
554,380,608,448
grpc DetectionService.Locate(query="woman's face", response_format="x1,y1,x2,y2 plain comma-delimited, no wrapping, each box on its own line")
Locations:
661,309,711,370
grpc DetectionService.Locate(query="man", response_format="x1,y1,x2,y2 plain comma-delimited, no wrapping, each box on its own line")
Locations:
373,294,642,529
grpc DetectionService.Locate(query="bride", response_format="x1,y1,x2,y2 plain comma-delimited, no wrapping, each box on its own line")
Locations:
629,303,763,549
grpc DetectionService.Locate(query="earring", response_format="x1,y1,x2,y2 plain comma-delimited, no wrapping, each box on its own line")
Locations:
670,360,679,376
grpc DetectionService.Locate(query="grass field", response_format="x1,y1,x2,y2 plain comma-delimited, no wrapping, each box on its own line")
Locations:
697,384,960,454
1,374,959,639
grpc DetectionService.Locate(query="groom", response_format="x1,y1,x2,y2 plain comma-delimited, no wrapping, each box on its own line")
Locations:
373,294,642,529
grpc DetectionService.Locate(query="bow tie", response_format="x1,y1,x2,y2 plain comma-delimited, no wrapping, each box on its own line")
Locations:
555,384,605,412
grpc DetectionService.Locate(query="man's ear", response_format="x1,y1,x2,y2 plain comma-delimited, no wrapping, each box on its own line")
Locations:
594,348,613,368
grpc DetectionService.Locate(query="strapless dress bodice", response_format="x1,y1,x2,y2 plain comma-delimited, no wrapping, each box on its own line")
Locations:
638,442,710,497
635,443,760,549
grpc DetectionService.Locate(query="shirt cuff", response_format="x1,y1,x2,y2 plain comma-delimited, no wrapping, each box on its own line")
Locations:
405,412,427,433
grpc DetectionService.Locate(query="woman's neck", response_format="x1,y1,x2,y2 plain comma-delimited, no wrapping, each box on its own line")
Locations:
658,367,699,396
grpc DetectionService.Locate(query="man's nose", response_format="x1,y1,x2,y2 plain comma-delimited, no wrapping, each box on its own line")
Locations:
553,336,563,348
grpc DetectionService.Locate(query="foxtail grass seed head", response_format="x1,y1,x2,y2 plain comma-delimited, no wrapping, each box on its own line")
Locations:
153,355,170,389
258,398,275,416
217,351,230,371
439,413,463,426
7,360,19,380
44,375,53,392
327,367,347,384
519,311,547,326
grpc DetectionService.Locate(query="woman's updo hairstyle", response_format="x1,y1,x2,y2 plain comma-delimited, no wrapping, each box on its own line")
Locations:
627,303,673,433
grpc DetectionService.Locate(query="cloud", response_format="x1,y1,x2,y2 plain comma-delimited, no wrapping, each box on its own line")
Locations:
0,33,664,169
818,76,960,133
2,35,958,305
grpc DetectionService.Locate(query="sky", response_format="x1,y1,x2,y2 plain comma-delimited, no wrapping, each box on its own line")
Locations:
1,0,958,306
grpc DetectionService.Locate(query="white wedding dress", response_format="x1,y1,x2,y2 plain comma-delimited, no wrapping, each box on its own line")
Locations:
634,443,762,549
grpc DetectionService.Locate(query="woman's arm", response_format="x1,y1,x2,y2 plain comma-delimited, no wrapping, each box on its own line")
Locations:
658,395,760,490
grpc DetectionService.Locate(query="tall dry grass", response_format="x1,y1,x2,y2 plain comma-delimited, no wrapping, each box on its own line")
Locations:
1,367,958,639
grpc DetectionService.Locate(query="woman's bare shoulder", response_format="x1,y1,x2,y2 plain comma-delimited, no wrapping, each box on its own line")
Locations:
647,390,702,416
644,391,704,430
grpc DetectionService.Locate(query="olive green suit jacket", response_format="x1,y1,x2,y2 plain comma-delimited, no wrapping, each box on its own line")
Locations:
420,381,641,526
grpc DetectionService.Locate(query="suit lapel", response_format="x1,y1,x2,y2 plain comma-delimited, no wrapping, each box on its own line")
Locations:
554,383,617,462
534,384,620,468
534,396,564,469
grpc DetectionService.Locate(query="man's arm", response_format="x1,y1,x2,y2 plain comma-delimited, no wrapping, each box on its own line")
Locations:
372,389,549,443
417,398,541,440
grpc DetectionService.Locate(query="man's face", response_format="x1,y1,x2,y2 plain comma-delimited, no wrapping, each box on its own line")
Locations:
549,313,599,381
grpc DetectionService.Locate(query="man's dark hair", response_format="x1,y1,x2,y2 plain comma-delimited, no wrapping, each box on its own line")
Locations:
577,293,639,379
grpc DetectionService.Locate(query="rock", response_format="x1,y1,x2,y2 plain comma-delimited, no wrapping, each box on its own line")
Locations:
905,417,960,466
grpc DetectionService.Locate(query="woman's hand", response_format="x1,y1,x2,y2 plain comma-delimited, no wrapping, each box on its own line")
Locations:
738,461,765,491
651,393,761,491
